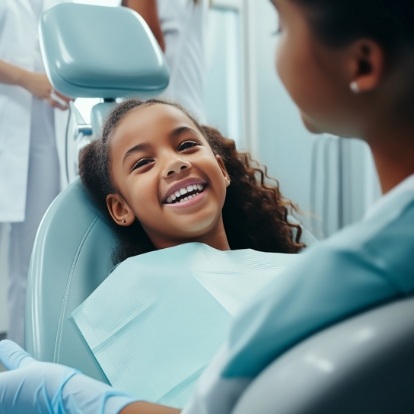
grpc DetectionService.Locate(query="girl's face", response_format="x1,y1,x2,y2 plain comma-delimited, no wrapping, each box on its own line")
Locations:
272,0,357,137
107,103,230,250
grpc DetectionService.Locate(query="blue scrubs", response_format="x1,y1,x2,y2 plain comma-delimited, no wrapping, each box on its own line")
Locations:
182,174,414,414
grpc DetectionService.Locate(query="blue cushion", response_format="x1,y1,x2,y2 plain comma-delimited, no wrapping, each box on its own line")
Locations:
25,179,118,382
40,3,169,98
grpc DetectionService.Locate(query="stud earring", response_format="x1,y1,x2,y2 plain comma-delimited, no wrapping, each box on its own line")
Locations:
350,81,360,93
122,219,126,224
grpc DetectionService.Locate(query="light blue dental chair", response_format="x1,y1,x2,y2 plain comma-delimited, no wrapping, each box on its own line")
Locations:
25,2,169,383
25,3,414,412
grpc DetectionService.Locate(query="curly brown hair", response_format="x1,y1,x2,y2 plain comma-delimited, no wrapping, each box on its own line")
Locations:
79,98,305,264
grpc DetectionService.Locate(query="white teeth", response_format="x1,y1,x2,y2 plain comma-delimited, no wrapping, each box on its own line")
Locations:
165,183,205,204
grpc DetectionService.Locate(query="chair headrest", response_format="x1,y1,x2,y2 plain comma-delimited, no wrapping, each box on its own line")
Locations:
39,3,169,98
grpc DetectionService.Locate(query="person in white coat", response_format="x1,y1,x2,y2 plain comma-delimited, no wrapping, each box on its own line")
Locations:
121,0,209,123
0,0,70,346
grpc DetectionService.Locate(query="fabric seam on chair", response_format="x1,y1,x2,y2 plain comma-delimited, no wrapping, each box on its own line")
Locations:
53,214,105,361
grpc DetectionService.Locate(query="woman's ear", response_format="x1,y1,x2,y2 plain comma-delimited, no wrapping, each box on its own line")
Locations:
215,155,231,187
106,193,135,226
348,39,384,93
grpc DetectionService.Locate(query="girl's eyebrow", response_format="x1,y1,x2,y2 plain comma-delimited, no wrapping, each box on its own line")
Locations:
169,125,201,139
122,142,150,165
122,126,201,165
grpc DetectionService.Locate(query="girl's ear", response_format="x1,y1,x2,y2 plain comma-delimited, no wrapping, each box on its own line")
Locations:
348,39,384,93
106,193,135,226
215,155,231,187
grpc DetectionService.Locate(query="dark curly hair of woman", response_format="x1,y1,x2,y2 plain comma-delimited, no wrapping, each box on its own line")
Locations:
79,98,305,265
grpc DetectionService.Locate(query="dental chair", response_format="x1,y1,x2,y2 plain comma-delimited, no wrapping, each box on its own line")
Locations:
25,2,169,383
25,3,414,412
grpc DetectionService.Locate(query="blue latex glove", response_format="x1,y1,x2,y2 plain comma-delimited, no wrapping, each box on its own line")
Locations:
0,340,137,414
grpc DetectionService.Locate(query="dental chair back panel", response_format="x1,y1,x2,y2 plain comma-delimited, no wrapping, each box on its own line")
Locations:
40,3,169,98
233,296,414,414
25,179,118,383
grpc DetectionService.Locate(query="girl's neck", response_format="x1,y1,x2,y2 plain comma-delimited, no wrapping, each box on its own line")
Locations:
153,228,231,252
200,230,231,251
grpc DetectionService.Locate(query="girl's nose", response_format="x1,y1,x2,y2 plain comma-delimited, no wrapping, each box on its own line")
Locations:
163,158,191,178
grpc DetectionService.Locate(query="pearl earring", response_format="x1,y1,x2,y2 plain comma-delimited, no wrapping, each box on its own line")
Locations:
350,81,360,93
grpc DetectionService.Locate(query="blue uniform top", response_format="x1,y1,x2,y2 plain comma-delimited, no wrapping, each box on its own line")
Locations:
182,174,414,414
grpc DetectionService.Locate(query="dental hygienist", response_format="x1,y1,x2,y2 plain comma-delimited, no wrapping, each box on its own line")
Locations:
0,0,71,346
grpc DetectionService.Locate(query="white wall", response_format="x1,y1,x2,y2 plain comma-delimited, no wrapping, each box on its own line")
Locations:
244,0,320,235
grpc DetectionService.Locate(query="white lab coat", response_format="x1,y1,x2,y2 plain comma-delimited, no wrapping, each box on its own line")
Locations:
157,0,208,123
0,0,61,222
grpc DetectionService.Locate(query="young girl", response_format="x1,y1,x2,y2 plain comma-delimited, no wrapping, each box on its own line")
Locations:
68,97,304,406
1,0,414,413
78,97,304,264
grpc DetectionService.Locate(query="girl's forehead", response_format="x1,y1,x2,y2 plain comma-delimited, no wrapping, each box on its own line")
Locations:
111,103,205,147
122,103,195,127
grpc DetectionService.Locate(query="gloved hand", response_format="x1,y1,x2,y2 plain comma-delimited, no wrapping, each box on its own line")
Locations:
0,339,137,414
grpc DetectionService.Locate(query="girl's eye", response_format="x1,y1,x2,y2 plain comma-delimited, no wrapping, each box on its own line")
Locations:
178,140,200,151
132,158,153,171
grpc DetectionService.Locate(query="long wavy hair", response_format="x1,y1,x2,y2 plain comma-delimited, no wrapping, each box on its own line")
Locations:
79,98,305,265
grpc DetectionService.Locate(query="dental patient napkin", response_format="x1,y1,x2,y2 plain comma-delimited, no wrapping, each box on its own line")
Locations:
72,243,298,407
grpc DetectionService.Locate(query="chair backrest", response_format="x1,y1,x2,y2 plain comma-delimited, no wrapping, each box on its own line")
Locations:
25,179,117,382
232,297,414,414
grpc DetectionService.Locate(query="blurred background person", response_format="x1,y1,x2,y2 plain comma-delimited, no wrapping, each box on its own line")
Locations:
121,0,209,123
0,0,71,346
